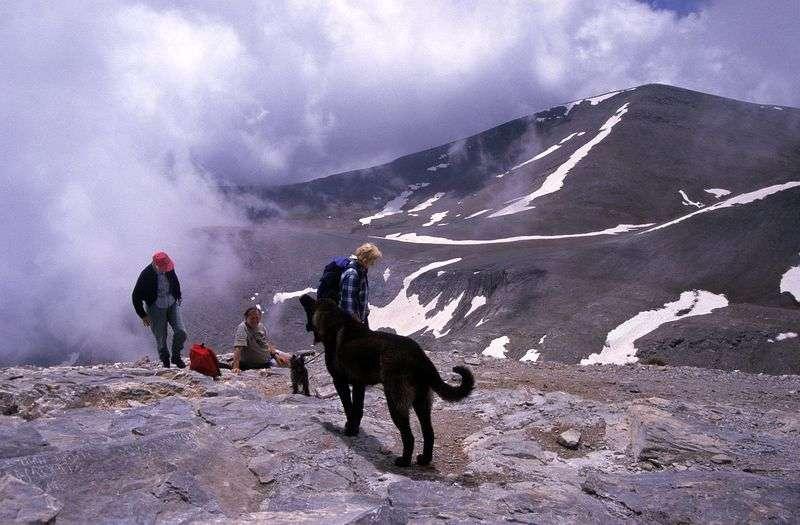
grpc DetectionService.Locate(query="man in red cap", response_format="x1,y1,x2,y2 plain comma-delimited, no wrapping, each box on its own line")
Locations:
132,251,187,368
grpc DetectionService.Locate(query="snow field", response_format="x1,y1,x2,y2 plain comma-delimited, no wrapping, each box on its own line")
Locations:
563,88,632,116
490,103,630,218
423,211,448,227
780,258,800,302
359,183,430,225
465,209,490,219
643,181,800,234
520,335,546,363
580,290,729,365
369,258,463,338
482,336,509,359
679,190,704,208
510,145,561,171
768,332,798,343
380,223,651,245
409,193,445,212
464,296,486,317
704,188,731,198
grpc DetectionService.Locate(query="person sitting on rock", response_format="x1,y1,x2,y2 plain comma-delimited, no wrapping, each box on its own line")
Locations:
233,307,291,373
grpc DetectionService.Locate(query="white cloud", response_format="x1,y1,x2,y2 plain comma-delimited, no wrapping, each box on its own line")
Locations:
28,0,787,186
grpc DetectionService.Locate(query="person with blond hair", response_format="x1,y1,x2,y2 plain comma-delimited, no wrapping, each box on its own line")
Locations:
340,243,382,326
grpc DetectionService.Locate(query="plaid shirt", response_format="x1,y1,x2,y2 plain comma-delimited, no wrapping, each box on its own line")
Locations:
339,258,369,323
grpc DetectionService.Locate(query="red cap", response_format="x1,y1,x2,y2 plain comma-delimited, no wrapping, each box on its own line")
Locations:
152,251,174,272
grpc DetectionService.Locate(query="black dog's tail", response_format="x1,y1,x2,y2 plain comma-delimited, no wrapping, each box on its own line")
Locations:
430,366,474,401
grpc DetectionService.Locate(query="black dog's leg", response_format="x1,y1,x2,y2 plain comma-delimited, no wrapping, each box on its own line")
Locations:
302,372,310,396
350,384,365,434
385,389,414,467
333,379,357,435
413,391,434,466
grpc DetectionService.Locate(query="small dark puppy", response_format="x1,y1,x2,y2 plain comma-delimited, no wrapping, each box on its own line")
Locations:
290,353,311,396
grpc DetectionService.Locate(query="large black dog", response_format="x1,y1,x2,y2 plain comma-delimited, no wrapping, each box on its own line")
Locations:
299,294,474,467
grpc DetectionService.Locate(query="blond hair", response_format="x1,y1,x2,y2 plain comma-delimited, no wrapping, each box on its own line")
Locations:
354,243,382,268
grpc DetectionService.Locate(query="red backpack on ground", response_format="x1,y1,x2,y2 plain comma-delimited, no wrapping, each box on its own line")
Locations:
189,343,221,378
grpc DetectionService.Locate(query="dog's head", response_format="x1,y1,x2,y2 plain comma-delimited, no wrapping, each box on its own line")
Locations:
299,294,344,344
290,353,305,368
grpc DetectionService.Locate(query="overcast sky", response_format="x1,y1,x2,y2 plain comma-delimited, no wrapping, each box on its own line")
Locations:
0,0,798,364
3,1,797,185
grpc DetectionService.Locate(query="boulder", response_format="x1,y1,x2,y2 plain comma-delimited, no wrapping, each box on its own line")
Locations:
557,429,582,449
628,405,727,465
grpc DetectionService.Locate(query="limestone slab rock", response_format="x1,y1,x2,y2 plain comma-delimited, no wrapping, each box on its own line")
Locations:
0,356,799,522
0,475,62,524
582,470,800,523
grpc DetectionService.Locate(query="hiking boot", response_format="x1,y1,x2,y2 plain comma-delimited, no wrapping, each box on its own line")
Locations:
171,354,186,369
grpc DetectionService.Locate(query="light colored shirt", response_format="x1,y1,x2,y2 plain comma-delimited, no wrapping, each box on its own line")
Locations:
154,265,176,309
233,321,271,365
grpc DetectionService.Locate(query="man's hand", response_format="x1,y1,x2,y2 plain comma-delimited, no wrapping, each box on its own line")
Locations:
273,350,291,367
142,315,151,327
232,367,240,374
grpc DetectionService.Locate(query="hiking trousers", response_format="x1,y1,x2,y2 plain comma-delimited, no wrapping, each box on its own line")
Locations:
147,302,187,360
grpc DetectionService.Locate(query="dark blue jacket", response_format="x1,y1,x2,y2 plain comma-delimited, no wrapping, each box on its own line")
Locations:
132,265,181,318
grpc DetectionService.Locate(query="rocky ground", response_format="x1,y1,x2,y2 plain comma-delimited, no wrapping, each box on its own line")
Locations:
1,353,799,524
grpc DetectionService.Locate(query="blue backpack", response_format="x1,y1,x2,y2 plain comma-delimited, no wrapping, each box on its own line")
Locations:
316,256,351,304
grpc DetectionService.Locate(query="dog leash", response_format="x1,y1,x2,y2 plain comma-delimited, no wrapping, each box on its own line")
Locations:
296,349,323,366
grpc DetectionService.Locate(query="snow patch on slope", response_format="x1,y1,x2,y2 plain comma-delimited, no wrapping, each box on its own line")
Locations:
465,209,491,219
580,290,729,366
359,183,431,224
510,145,561,171
380,223,651,245
482,336,509,359
780,258,800,302
464,296,486,317
559,132,578,144
369,258,462,338
520,335,546,363
643,182,800,233
409,193,445,213
423,211,448,227
490,103,630,218
679,190,704,208
564,89,629,116
705,188,731,198
427,163,450,172
768,332,798,343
